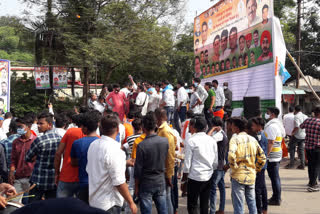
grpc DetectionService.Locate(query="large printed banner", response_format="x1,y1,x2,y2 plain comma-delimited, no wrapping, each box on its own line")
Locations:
53,66,68,89
194,0,274,79
34,67,50,89
0,60,10,114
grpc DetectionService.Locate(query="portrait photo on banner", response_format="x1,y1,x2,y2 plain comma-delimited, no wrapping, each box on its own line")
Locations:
53,66,68,89
0,60,10,114
194,0,273,79
34,66,51,89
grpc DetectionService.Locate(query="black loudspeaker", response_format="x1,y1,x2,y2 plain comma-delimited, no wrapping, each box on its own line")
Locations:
243,96,261,119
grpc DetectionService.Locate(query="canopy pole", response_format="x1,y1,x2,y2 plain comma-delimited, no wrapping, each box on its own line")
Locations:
286,50,320,103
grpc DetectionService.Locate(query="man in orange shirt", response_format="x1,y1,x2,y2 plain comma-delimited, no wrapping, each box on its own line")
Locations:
54,113,85,198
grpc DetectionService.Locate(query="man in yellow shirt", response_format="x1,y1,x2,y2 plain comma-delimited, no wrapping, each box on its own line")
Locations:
155,108,177,214
228,117,266,214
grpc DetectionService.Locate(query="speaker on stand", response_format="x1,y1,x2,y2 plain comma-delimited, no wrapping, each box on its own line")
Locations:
243,96,261,119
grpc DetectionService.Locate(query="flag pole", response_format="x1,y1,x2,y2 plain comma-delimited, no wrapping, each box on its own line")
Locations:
286,50,320,103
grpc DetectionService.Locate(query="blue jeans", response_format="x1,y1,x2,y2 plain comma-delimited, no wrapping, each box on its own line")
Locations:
178,106,187,123
267,161,281,201
106,206,121,214
231,179,257,214
56,181,80,198
164,106,174,124
139,185,167,214
210,170,225,214
166,185,173,214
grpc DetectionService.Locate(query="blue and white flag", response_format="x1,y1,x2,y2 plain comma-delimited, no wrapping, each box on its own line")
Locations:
279,62,291,84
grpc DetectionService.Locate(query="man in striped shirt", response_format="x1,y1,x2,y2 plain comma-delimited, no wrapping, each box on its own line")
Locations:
264,107,286,206
122,118,143,213
123,119,143,158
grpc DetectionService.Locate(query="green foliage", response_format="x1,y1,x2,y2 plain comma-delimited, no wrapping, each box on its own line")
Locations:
0,16,35,66
10,72,47,117
10,71,79,117
278,1,320,79
166,25,195,85
24,0,184,85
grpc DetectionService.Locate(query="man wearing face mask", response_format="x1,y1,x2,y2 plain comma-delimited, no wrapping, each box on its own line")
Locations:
9,115,36,203
223,82,232,112
264,107,286,206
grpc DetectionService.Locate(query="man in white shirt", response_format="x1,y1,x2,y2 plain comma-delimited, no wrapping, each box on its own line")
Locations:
120,75,137,98
194,78,208,114
264,107,286,206
246,0,261,27
87,93,98,109
2,112,12,135
219,29,231,61
212,80,225,110
147,83,162,112
135,85,149,116
0,117,6,140
86,115,137,214
286,105,308,169
183,116,218,214
161,80,175,124
283,107,295,138
176,81,188,123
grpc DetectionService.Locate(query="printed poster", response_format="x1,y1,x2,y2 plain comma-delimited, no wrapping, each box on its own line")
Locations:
0,60,10,114
53,66,68,89
194,0,274,78
34,66,50,89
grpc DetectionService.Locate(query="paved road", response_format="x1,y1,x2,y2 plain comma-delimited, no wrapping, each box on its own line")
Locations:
167,158,320,214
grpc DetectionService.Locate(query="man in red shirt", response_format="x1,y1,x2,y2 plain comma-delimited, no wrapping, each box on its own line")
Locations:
54,113,85,198
9,115,36,202
106,84,127,122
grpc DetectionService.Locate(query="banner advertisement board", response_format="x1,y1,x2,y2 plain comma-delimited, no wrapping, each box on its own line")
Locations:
53,66,68,89
194,0,274,79
195,0,288,113
34,67,50,89
0,60,10,113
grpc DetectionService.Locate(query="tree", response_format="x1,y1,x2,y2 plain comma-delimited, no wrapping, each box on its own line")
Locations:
275,0,320,79
21,0,185,85
0,16,34,66
166,24,194,85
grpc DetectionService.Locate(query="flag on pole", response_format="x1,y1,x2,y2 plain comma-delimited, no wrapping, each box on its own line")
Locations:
279,62,291,84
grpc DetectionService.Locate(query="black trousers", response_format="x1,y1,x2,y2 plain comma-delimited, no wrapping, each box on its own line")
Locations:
255,169,268,213
28,186,56,203
78,186,89,204
187,178,212,214
204,109,212,128
306,148,320,186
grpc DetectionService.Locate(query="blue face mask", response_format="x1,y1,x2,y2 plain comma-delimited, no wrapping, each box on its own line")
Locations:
17,128,27,135
194,83,199,87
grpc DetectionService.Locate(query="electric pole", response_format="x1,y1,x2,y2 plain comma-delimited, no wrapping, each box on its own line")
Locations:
296,0,302,89
46,0,54,97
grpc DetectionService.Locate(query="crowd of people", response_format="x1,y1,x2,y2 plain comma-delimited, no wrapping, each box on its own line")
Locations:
0,75,318,214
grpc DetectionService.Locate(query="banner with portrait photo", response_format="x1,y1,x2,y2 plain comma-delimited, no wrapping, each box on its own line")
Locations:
199,17,286,114
194,0,274,78
53,67,68,89
0,60,10,114
34,66,50,89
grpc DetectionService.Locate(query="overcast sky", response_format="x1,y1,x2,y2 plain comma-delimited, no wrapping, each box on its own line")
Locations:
1,0,217,24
